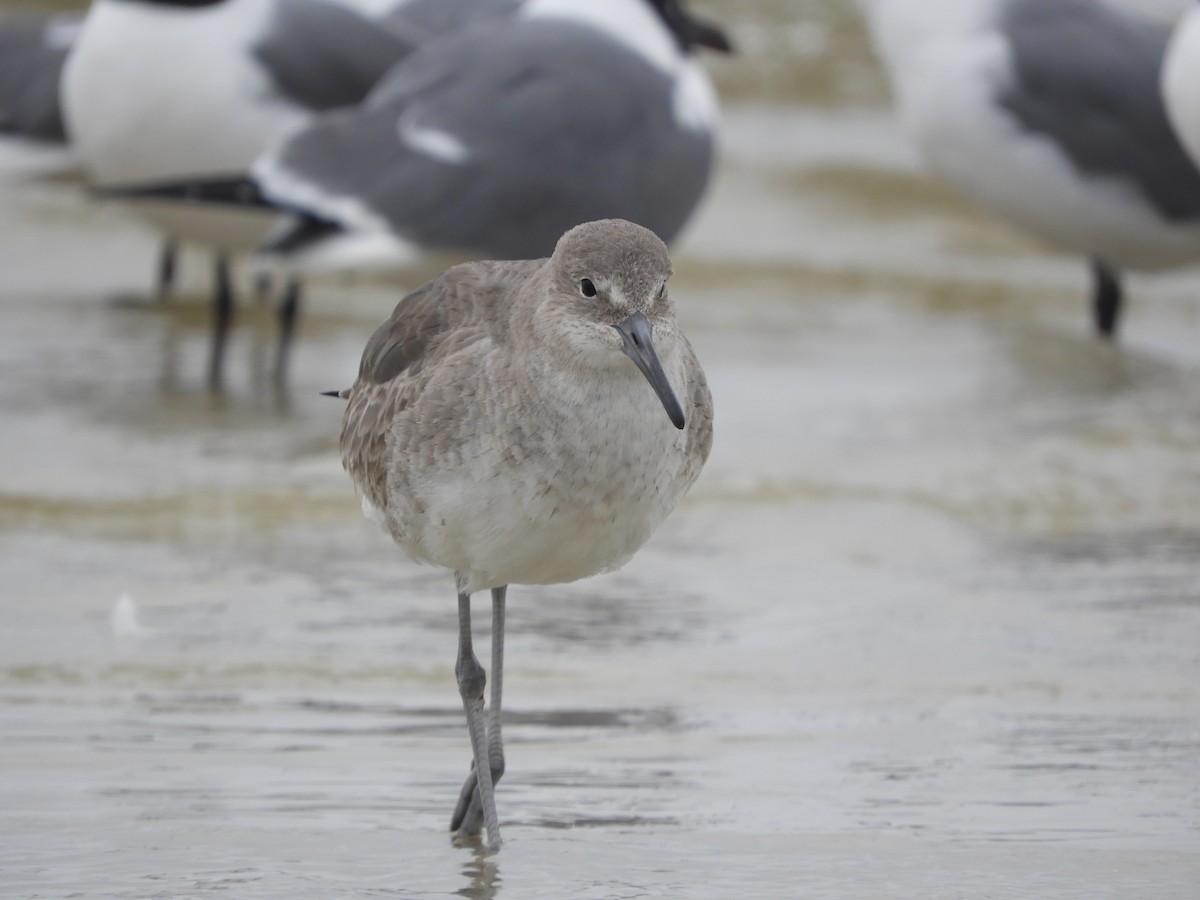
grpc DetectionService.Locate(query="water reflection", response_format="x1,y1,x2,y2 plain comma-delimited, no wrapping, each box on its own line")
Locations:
457,850,501,900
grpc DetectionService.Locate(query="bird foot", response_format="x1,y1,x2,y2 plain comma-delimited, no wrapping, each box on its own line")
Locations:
450,754,505,836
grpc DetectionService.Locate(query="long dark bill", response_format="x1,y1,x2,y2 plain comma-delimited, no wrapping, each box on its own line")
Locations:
614,311,686,430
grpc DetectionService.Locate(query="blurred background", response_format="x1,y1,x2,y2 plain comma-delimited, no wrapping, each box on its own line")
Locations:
1,0,1198,897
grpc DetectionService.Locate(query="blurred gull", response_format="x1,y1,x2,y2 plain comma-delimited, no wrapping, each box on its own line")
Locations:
0,11,187,302
863,0,1200,339
1162,2,1200,169
62,0,515,387
0,11,81,176
113,0,732,269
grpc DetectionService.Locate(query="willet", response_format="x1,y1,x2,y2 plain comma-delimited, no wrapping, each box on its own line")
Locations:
106,0,732,270
863,0,1200,339
329,218,713,849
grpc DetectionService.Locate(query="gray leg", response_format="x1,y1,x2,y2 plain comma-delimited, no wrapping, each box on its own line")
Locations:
155,239,179,304
453,587,502,849
254,271,274,305
1091,258,1122,340
207,253,234,392
274,278,302,385
451,586,507,837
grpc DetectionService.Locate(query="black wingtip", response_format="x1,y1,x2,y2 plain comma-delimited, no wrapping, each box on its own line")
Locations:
95,175,271,206
260,214,343,256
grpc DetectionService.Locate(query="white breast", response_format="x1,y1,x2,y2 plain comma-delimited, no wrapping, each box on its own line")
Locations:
1163,8,1200,172
62,0,306,185
392,347,698,594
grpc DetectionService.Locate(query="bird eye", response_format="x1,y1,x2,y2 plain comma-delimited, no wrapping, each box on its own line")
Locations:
579,278,597,298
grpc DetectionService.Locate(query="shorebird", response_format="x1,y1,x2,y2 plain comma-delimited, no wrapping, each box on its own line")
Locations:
862,0,1200,339
107,0,732,270
329,218,713,850
1163,3,1200,169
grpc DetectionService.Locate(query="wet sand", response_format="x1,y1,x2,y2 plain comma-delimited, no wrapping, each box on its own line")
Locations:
2,2,1199,897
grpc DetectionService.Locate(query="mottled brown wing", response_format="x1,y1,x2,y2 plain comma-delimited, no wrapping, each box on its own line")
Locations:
338,259,533,512
356,279,444,386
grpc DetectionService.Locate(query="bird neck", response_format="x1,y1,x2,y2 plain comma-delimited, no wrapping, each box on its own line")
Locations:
522,0,684,74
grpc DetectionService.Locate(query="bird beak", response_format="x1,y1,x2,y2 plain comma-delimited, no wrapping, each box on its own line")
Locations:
659,0,733,54
614,311,686,429
685,16,733,54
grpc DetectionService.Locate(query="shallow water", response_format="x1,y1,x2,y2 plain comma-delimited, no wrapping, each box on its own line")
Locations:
2,2,1200,897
